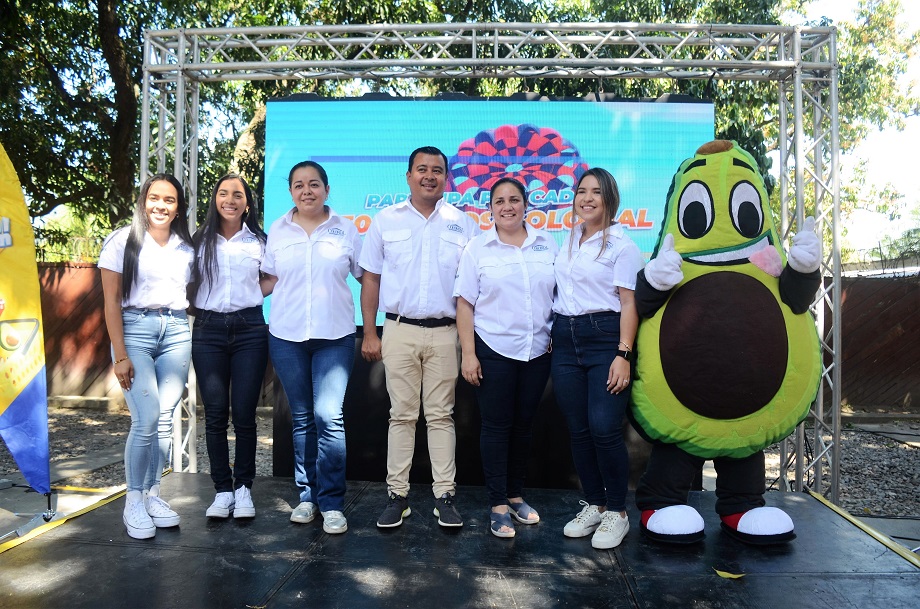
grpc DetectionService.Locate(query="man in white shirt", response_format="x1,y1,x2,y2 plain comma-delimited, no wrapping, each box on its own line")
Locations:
359,146,479,528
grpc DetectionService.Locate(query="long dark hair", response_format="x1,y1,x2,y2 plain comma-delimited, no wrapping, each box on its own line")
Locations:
190,174,267,303
122,174,193,301
568,167,621,259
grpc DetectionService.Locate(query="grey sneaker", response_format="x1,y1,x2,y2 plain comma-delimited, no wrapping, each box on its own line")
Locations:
377,492,411,528
563,501,602,538
290,501,317,524
322,510,348,534
591,511,629,549
433,493,463,527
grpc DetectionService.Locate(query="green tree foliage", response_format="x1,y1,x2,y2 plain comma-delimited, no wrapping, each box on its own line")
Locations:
0,0,172,225
0,0,916,259
836,0,920,146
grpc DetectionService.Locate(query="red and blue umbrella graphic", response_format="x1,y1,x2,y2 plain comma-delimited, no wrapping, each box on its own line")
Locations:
446,124,589,211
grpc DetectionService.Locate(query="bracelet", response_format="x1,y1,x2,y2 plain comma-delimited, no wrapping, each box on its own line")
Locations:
113,356,129,365
618,341,632,352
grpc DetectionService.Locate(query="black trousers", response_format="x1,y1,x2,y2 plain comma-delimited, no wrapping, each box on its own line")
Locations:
635,441,766,516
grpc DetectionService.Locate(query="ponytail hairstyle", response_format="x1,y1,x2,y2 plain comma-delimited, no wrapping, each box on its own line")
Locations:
122,173,192,301
288,160,328,189
489,177,527,205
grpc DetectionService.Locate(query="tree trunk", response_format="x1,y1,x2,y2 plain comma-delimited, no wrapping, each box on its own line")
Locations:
97,0,138,224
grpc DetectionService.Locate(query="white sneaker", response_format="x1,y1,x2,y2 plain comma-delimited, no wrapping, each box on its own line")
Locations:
233,486,256,519
563,501,603,538
206,491,235,518
145,493,181,527
290,501,317,523
124,494,156,539
322,510,348,534
591,511,629,549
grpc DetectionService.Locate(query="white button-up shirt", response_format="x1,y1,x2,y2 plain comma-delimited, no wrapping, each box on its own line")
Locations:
359,198,479,319
261,208,363,341
98,227,194,310
553,223,644,316
193,224,265,313
454,224,558,361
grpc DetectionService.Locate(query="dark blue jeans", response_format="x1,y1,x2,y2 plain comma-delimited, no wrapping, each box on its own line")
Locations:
192,306,268,492
474,334,551,507
269,333,355,511
551,312,630,512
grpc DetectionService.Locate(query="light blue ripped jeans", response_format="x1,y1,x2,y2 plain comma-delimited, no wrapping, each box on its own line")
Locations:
119,308,191,492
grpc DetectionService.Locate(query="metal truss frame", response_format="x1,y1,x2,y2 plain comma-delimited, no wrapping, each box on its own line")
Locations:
141,22,842,501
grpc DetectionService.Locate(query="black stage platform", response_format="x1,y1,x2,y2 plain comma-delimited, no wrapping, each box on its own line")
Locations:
0,473,917,608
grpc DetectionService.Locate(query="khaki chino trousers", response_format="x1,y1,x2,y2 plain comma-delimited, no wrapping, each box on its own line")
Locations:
381,318,460,498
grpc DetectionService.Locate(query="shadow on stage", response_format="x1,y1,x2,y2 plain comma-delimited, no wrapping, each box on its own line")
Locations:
0,474,917,608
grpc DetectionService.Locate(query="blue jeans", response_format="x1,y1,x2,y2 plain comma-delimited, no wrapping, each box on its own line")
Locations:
474,335,551,507
270,333,355,511
192,306,268,492
120,308,191,493
551,312,630,512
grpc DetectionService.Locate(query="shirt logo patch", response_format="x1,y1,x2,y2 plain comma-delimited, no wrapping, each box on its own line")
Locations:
177,243,193,253
532,244,549,252
327,228,345,236
446,223,464,234
243,236,258,243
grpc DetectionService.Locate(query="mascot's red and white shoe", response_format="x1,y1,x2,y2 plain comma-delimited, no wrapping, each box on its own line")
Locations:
640,505,705,544
720,507,796,545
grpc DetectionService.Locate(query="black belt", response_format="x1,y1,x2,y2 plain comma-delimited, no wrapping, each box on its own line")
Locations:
385,312,455,328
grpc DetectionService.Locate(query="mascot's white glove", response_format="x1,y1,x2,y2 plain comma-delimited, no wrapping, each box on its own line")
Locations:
788,216,821,274
644,233,684,292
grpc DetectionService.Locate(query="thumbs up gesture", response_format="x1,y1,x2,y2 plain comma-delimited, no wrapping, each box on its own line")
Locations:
644,233,684,291
788,217,821,274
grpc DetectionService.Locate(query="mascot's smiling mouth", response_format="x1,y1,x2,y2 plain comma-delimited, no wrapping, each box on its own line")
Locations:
682,233,774,267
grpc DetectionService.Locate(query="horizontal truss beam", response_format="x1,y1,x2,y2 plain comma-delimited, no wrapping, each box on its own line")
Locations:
144,22,835,83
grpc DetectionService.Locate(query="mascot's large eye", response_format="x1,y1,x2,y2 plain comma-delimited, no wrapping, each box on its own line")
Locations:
678,181,714,239
729,181,764,238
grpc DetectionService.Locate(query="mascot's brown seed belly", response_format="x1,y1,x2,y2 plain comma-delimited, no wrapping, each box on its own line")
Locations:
658,271,788,420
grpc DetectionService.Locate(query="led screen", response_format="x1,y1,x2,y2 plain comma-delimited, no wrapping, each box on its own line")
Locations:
264,97,714,325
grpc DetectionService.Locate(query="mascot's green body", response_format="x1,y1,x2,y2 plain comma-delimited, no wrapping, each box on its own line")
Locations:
631,140,821,545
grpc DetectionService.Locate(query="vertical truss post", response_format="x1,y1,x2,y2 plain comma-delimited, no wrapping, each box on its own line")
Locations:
140,21,842,488
183,38,202,475
777,29,794,492
828,30,842,503
791,26,808,492
169,32,198,473
140,37,152,185
812,83,828,495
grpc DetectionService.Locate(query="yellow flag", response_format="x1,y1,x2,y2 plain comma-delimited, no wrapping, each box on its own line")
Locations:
0,142,49,494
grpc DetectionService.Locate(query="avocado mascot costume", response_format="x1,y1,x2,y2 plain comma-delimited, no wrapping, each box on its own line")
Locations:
631,140,822,545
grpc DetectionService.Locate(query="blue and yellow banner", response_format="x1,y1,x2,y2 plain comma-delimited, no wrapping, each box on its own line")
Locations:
0,142,50,494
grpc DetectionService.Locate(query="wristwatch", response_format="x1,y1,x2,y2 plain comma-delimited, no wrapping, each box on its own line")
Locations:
615,349,631,361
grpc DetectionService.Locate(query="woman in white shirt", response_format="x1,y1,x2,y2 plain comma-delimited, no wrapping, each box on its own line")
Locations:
455,177,558,538
551,168,643,550
189,174,269,520
261,161,363,535
98,173,195,540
